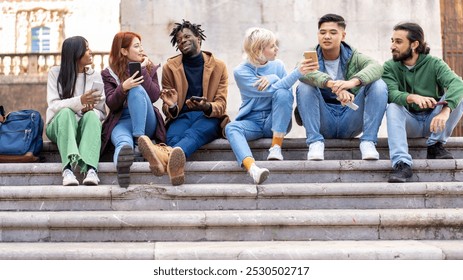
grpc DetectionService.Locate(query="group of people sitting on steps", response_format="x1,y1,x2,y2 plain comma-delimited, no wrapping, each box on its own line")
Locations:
46,14,463,188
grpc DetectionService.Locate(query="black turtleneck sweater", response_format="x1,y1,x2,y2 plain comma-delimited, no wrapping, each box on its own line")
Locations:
181,53,204,113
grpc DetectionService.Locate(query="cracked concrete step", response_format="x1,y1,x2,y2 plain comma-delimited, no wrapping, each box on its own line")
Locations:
0,240,462,260
40,137,463,162
2,182,463,211
1,159,463,186
1,209,462,242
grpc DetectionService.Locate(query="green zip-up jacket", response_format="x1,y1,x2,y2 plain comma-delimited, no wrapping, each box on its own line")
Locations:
299,42,383,96
383,53,463,111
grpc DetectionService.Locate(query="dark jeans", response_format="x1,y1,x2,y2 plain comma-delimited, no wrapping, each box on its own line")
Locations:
167,110,221,158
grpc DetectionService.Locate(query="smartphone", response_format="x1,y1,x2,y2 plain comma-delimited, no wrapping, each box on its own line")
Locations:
91,81,104,92
436,101,448,106
91,81,104,97
128,62,142,79
303,50,318,63
190,96,206,102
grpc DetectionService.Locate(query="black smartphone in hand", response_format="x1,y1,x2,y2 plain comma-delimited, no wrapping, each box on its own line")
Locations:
190,96,206,102
128,62,142,79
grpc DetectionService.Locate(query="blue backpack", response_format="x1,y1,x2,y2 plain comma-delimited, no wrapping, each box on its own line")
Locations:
0,107,44,162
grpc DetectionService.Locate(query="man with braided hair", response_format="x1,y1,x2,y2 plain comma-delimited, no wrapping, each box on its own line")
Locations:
159,19,229,160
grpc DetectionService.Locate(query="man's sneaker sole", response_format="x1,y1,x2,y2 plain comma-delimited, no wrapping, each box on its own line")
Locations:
138,136,165,176
267,155,283,160
427,154,454,159
362,154,379,160
167,147,186,186
308,156,324,161
117,145,134,188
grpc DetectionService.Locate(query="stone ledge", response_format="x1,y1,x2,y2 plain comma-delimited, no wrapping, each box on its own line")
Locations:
1,182,463,211
2,182,463,199
41,137,463,152
1,159,463,185
1,209,462,228
1,159,462,174
1,240,461,260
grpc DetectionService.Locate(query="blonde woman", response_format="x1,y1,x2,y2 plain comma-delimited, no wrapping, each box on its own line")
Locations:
225,27,317,184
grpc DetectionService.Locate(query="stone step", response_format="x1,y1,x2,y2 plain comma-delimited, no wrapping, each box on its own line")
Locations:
0,240,462,260
40,137,463,162
1,159,462,186
2,182,463,211
1,209,462,242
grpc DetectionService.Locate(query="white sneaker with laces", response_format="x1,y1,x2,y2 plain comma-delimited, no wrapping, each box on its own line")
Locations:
249,164,270,184
307,141,324,161
360,141,379,160
62,169,79,186
83,169,100,186
267,144,283,160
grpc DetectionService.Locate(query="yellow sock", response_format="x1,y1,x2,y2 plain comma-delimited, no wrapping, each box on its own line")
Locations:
271,136,284,147
242,157,255,171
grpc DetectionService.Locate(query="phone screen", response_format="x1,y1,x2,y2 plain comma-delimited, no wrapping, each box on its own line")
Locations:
128,62,142,79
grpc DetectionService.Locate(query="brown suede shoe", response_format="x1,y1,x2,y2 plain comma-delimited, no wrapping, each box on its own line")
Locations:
138,136,165,176
167,147,186,186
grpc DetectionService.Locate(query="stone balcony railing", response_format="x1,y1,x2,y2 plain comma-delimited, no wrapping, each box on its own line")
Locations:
0,52,110,76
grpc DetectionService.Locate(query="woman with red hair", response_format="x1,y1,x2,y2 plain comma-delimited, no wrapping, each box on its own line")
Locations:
101,31,185,188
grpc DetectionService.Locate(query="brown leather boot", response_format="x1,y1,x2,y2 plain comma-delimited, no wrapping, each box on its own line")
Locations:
138,136,186,185
138,135,165,176
167,146,186,186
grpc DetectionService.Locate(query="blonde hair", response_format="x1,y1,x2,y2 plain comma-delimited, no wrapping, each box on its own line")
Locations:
243,27,276,66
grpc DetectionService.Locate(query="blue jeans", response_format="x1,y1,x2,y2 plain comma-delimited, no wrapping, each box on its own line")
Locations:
296,79,388,146
167,111,221,158
386,97,463,167
225,89,293,165
111,86,156,165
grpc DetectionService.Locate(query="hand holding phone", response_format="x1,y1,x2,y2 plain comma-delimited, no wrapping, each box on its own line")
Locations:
303,51,318,63
128,62,142,79
344,101,359,110
190,96,206,102
91,81,104,96
187,96,210,112
336,97,359,110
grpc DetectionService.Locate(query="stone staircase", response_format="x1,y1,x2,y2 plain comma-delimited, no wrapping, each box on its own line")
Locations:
1,138,463,260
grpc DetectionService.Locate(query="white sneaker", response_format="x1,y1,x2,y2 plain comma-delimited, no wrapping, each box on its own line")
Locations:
249,164,270,184
267,145,283,160
62,169,79,186
307,141,324,160
360,141,379,160
83,169,100,186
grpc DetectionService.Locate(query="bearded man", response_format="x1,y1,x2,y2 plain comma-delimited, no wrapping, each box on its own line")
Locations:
383,22,463,182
